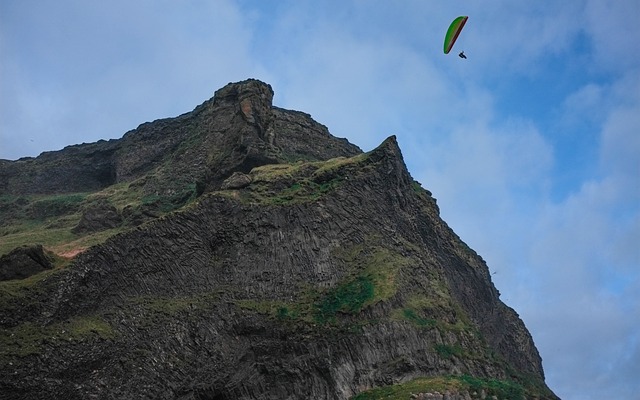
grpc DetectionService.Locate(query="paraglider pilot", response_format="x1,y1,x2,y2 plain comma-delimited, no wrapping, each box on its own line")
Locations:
458,51,467,59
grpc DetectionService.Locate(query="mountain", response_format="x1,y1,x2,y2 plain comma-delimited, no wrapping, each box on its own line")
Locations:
0,79,558,399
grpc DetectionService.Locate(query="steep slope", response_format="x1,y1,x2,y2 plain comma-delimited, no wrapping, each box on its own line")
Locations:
1,137,557,398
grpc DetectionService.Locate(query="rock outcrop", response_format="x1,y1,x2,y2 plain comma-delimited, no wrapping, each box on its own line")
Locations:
0,80,558,400
72,200,123,234
0,244,54,281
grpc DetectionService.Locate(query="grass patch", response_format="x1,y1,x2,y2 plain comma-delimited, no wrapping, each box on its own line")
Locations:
351,376,463,400
0,227,78,257
435,343,464,359
0,193,86,223
49,227,125,255
0,178,198,256
310,154,368,179
460,375,525,399
245,177,343,205
314,275,375,324
235,245,406,329
87,181,143,211
127,292,222,327
351,375,529,400
399,308,436,328
270,179,341,205
0,193,88,255
250,163,304,182
241,153,370,205
312,245,406,324
139,182,198,213
26,194,87,219
0,266,65,310
0,315,116,358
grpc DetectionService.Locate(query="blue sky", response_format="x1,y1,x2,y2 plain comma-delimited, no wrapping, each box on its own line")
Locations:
1,1,639,398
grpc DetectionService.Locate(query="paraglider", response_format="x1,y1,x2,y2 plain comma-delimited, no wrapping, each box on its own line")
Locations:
444,16,468,56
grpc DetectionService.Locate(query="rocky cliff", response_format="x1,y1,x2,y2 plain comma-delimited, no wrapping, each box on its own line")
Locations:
0,80,558,399
0,79,360,196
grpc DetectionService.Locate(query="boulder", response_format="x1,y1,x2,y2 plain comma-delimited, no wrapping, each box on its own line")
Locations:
0,244,53,281
221,171,252,189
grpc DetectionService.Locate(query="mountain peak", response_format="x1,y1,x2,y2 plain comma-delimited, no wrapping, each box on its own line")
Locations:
213,79,274,108
0,79,360,196
0,80,558,400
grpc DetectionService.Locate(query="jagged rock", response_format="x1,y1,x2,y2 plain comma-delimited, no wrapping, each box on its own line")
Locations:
221,171,252,189
214,78,274,135
0,244,53,281
72,200,122,234
0,79,361,196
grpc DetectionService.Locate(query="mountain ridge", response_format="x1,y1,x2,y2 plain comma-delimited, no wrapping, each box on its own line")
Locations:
0,79,558,399
0,79,361,196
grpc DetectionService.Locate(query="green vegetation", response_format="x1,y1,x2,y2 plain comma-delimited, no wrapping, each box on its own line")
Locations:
237,153,369,205
351,375,529,400
0,315,116,358
0,191,103,256
1,227,76,257
86,181,143,210
0,266,64,312
351,376,462,400
139,182,198,213
459,375,525,399
0,177,199,256
250,162,304,182
0,193,89,255
249,154,367,183
389,268,476,334
310,154,368,179
133,295,197,315
435,343,464,359
0,193,86,223
235,274,378,327
411,180,424,194
128,292,222,327
314,275,375,324
26,193,87,219
235,245,406,329
399,308,436,328
248,178,343,205
312,245,406,325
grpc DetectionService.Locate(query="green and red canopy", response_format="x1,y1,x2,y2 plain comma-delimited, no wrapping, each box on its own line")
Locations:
444,16,468,54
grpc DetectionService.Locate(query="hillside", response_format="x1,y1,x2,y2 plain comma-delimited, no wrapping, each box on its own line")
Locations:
0,80,558,399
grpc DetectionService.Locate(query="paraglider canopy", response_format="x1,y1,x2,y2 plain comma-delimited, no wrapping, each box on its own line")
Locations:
444,16,468,54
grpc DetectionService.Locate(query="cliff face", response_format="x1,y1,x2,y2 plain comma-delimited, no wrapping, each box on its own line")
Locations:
0,80,557,399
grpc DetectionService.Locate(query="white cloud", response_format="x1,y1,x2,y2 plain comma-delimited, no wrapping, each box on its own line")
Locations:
560,83,608,131
516,71,639,399
584,0,640,72
0,0,264,160
600,102,640,183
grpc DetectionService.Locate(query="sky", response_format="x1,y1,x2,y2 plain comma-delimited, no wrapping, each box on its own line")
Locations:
1,1,638,398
